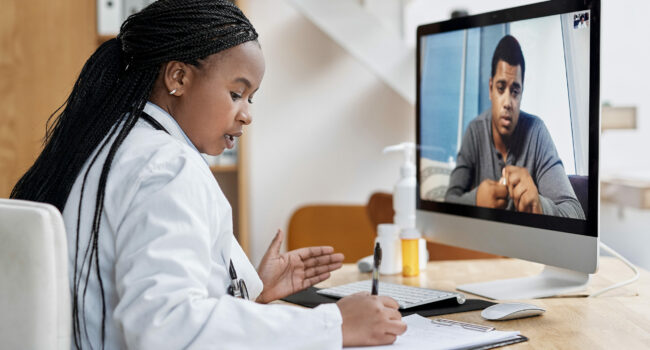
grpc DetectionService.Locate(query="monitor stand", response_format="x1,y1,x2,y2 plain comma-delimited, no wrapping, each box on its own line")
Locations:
457,265,590,300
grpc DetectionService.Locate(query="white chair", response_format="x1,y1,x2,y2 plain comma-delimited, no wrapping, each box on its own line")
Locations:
0,198,71,350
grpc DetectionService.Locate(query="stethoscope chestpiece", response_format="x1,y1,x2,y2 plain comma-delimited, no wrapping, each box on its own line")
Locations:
227,259,249,300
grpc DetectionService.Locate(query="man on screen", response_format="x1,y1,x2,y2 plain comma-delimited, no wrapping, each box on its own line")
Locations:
445,35,585,219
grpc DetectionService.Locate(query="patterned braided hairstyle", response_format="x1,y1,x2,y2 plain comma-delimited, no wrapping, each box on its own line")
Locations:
10,1,258,349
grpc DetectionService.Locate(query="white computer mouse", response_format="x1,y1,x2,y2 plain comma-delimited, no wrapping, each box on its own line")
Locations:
481,302,545,321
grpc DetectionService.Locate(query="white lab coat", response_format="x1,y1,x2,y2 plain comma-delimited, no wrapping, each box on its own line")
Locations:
62,102,342,349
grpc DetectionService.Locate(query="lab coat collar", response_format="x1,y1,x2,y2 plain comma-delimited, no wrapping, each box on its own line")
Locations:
143,102,209,165
143,102,195,148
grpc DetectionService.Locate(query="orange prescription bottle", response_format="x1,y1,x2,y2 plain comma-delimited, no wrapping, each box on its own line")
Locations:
400,228,421,277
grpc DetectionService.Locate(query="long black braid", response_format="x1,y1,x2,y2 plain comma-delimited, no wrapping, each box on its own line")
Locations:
10,1,258,349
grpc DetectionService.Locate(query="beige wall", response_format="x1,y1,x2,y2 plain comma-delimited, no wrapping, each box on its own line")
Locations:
0,1,96,197
246,1,414,265
596,0,650,271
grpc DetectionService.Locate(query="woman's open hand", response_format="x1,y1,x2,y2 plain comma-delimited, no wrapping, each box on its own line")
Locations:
256,230,344,303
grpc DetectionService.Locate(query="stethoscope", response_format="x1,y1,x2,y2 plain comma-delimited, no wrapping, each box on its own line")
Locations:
141,111,249,300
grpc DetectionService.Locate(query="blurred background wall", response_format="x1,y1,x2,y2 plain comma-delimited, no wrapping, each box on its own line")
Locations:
245,1,413,265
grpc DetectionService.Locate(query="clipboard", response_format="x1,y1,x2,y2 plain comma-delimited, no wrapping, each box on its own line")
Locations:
345,314,528,350
430,318,528,350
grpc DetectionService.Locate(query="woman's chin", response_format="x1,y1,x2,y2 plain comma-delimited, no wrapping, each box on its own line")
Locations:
204,147,225,157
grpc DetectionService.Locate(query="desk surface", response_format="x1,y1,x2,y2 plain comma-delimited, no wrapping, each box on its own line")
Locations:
313,257,650,349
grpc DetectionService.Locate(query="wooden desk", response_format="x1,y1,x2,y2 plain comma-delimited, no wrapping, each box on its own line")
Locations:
314,257,650,349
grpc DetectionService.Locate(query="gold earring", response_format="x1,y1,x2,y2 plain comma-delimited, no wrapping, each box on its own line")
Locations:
169,89,177,95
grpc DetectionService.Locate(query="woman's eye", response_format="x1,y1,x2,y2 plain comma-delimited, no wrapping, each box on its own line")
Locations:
230,92,242,101
248,97,254,104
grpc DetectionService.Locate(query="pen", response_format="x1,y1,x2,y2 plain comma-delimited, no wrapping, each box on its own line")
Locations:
372,242,382,295
228,260,241,298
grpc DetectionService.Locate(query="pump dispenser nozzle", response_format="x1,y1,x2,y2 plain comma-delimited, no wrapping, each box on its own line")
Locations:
383,143,415,178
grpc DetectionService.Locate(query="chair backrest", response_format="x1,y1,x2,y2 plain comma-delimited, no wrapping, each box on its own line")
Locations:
366,192,394,229
366,192,501,260
287,205,375,263
0,198,71,350
287,193,501,265
568,175,588,217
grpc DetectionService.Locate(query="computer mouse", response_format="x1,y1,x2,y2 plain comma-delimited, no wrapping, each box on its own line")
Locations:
357,255,374,273
481,302,545,321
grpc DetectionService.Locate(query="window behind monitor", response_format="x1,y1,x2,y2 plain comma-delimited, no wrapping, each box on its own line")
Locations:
416,0,600,300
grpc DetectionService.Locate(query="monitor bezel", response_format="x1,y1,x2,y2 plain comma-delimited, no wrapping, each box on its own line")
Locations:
416,0,600,237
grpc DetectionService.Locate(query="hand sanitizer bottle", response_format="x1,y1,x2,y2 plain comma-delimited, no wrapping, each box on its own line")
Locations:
383,142,421,277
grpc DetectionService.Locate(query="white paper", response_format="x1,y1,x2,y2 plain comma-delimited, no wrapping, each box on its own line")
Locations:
346,314,520,350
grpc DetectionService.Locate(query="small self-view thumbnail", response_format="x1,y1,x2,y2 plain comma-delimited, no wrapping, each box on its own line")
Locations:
574,12,589,29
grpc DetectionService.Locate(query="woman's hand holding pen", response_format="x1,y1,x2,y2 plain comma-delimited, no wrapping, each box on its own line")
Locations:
256,230,407,346
337,292,407,347
256,229,344,303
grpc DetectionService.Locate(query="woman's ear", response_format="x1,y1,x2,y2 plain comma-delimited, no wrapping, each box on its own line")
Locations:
163,61,191,96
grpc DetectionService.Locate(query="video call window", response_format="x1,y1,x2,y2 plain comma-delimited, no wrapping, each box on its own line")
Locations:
419,11,590,220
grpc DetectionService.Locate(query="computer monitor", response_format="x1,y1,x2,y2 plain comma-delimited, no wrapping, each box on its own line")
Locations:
416,0,600,300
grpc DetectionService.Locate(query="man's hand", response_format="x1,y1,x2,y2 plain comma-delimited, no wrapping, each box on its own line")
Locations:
476,179,509,209
256,230,344,303
503,165,543,214
337,293,407,347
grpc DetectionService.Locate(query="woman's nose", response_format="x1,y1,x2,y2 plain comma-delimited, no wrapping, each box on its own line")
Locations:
238,106,252,125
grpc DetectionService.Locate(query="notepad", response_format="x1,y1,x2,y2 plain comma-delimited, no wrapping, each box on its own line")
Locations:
346,314,527,350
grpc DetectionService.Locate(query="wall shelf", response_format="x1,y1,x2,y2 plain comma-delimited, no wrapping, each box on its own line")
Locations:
602,177,650,209
97,35,115,44
210,164,238,173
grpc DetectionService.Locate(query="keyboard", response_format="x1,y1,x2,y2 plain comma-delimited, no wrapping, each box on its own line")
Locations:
316,280,466,309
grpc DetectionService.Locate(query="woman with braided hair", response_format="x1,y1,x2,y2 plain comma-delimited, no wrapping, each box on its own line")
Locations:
11,0,405,349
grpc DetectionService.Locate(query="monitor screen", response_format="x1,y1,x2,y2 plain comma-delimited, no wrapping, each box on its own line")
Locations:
417,1,598,238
